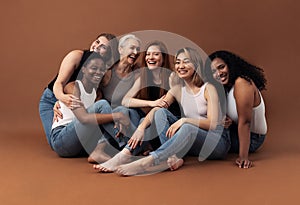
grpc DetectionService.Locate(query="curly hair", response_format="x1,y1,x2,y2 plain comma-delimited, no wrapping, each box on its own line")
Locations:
207,50,267,91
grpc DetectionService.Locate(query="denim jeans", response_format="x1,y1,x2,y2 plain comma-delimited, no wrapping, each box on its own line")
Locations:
50,99,113,157
97,106,143,151
151,108,231,165
39,88,57,147
228,123,266,153
154,108,179,145
124,114,161,156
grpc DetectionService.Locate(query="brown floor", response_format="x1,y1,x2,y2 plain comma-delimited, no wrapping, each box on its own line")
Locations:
1,116,299,205
1,0,300,204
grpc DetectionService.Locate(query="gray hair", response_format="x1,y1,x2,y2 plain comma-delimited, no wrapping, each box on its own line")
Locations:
118,34,141,49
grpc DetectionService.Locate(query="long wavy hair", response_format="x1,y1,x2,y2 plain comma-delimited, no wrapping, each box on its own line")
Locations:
175,47,227,116
138,41,173,100
207,50,267,91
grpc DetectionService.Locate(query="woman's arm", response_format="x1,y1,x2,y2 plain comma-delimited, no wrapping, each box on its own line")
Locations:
53,50,84,108
127,89,176,149
121,77,168,108
66,82,129,126
234,77,255,168
166,84,219,137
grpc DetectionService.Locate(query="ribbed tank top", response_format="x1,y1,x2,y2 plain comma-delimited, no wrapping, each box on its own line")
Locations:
227,87,267,134
181,83,208,119
47,50,92,91
101,68,136,108
52,80,96,129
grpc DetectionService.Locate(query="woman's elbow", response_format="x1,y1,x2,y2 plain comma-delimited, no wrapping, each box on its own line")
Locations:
121,98,129,107
76,115,91,125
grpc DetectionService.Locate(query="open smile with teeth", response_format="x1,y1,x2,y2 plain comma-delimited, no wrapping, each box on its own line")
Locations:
93,75,102,81
218,73,227,82
177,69,189,74
129,54,136,60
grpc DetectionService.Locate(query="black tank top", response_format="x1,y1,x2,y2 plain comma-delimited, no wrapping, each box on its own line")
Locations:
47,50,92,91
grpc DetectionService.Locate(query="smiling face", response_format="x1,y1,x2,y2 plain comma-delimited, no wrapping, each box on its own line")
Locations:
145,45,163,70
175,52,195,81
82,58,106,86
211,57,229,85
90,36,110,57
119,38,140,65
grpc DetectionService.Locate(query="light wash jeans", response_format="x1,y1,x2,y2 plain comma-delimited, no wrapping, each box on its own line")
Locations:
124,114,161,156
50,100,113,157
97,106,143,150
154,108,179,145
228,123,266,153
39,88,57,147
151,108,231,165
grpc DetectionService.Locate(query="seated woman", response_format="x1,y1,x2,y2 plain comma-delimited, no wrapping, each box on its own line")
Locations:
50,52,130,157
121,40,181,153
207,50,267,168
39,33,118,147
93,47,230,175
87,34,142,163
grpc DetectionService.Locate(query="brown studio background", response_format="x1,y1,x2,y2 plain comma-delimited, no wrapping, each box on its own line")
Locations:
0,0,299,204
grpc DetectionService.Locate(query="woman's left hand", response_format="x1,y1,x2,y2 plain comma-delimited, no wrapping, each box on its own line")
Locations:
235,157,253,169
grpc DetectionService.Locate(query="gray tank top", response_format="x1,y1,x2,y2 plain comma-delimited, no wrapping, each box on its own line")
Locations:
102,68,137,108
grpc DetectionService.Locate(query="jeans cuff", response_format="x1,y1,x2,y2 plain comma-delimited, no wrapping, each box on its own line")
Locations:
149,151,160,165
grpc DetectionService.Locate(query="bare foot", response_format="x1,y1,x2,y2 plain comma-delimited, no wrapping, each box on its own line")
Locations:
94,150,131,173
88,143,111,164
115,156,154,176
167,155,184,171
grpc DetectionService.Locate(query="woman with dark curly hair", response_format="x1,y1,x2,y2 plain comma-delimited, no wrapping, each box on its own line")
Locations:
207,50,267,169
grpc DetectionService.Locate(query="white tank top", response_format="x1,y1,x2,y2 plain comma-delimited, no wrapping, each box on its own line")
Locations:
227,87,267,134
52,80,97,129
181,83,208,119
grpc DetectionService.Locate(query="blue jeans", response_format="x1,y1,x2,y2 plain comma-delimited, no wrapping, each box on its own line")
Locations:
154,108,179,145
124,114,161,156
228,123,266,153
39,88,57,147
50,100,112,157
151,108,231,164
97,106,142,150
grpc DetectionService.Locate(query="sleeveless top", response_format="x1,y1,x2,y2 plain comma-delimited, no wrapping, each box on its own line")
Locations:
227,87,267,134
181,83,208,119
47,50,92,91
52,80,96,129
101,68,137,108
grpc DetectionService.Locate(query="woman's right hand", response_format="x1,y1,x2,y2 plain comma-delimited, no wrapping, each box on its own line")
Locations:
114,112,130,137
150,95,169,108
60,94,82,110
53,101,62,122
222,116,233,128
127,127,145,149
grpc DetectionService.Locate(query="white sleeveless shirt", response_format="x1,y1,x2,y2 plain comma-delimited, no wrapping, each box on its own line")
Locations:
181,83,208,119
52,80,97,129
227,87,267,134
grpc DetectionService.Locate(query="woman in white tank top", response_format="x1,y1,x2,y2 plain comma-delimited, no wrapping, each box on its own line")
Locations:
208,50,267,169
93,47,231,176
50,53,130,157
